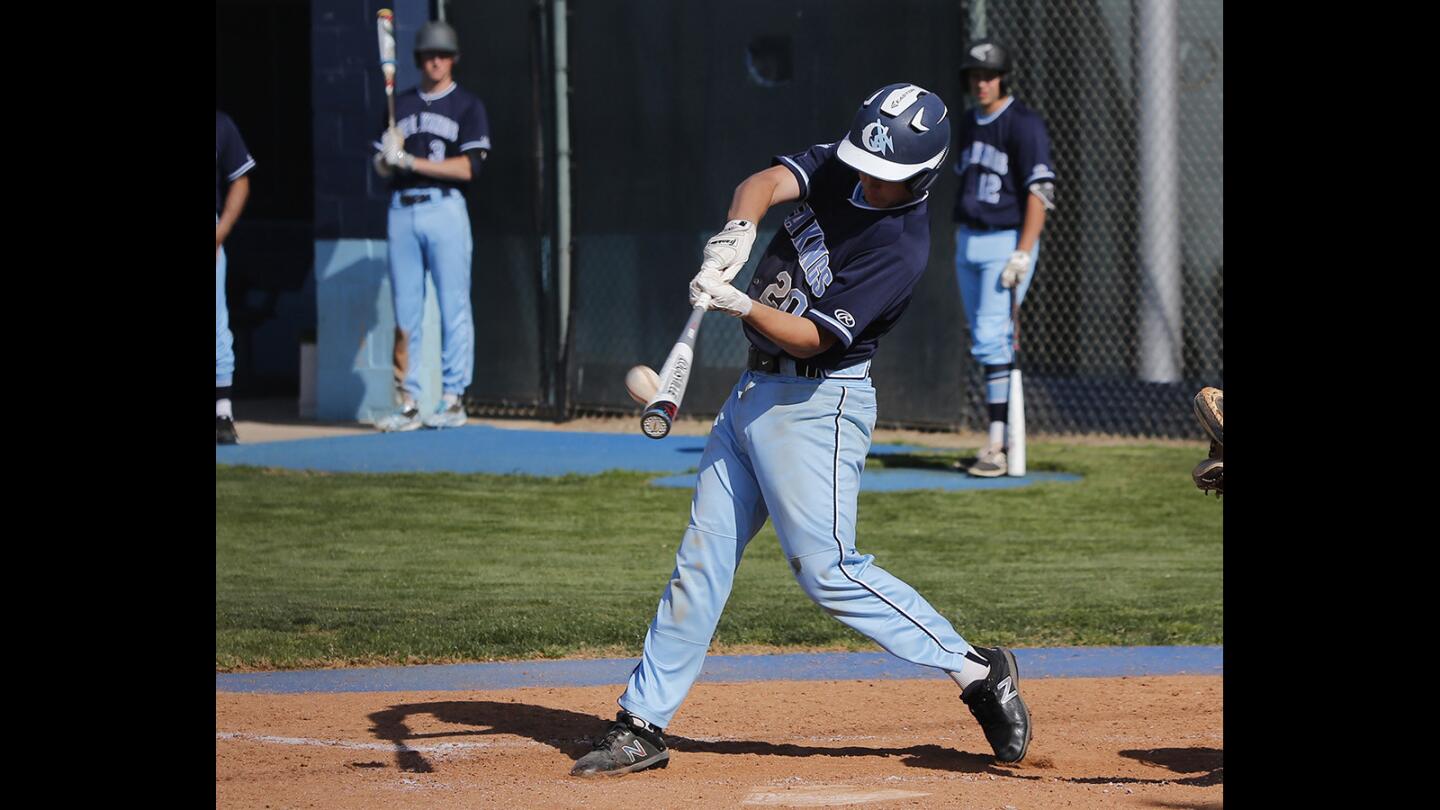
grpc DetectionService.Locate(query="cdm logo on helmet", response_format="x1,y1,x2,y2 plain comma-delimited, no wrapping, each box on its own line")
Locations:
835,83,951,196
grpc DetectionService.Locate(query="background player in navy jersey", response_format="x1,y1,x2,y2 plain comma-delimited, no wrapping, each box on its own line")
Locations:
570,83,1032,778
372,20,492,431
216,110,255,445
951,40,1057,476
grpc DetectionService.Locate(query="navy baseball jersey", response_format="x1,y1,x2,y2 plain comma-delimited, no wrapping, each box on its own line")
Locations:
951,98,1055,228
373,83,492,191
745,142,932,369
216,111,255,215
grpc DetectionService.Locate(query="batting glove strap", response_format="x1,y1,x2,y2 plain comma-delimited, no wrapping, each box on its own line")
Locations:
384,146,415,171
1000,250,1032,289
700,219,757,284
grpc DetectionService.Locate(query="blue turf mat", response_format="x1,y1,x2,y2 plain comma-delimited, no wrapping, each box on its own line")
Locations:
215,646,1222,694
215,425,711,475
214,427,1079,491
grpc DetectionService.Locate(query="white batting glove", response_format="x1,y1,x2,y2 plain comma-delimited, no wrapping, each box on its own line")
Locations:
698,278,753,318
688,268,723,309
385,147,416,172
380,126,404,154
372,151,395,178
700,219,757,284
1000,250,1032,289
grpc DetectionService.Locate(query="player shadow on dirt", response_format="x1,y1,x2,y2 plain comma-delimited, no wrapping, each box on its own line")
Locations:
1116,747,1223,787
1043,747,1222,789
366,699,1020,776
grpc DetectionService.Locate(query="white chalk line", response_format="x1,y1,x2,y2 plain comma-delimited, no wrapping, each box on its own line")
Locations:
216,730,891,753
741,786,931,806
216,731,543,754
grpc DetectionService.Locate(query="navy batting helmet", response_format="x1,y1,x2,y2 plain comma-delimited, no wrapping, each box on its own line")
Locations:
835,83,951,194
959,39,1010,76
415,21,460,55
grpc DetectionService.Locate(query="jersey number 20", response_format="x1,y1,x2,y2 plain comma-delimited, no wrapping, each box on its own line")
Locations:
761,270,809,315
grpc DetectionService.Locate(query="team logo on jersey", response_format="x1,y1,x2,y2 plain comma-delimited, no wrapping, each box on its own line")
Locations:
835,310,856,328
862,120,894,155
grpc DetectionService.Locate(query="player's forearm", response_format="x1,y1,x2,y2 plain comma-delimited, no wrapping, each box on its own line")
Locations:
741,304,837,359
1017,193,1047,253
409,154,473,182
727,166,800,224
216,176,250,245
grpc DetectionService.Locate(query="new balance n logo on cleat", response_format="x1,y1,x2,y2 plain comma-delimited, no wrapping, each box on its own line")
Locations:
995,675,1017,704
570,711,671,777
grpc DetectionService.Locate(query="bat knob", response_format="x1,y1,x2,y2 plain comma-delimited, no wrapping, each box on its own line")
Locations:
641,401,677,439
641,412,672,439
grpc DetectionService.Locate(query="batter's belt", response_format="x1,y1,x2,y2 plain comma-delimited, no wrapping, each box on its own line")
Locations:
746,346,870,380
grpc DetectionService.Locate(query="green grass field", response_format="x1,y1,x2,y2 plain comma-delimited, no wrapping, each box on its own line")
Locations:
216,442,1222,671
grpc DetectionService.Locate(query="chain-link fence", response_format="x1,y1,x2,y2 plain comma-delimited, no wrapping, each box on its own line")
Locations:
956,0,1224,436
464,0,1222,438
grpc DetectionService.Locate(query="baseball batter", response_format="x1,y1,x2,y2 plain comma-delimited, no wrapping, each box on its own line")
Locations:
952,40,1056,476
372,20,491,431
216,110,255,445
572,83,1031,777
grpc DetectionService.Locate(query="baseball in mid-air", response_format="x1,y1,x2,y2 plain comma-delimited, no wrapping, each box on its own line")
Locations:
625,365,660,405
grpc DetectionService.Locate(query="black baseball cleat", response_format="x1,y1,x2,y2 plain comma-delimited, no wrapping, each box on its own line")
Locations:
961,646,1032,763
570,711,670,777
216,414,239,445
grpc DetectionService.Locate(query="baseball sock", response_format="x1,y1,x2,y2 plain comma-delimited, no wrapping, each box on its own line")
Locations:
948,648,992,689
443,392,460,407
984,364,1011,449
988,414,1006,450
216,386,234,419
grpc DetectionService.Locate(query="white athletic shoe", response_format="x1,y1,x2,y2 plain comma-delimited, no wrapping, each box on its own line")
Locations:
967,445,1008,478
423,400,468,429
376,402,423,432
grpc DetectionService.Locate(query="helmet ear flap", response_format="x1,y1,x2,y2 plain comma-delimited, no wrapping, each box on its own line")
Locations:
907,170,938,195
906,144,949,194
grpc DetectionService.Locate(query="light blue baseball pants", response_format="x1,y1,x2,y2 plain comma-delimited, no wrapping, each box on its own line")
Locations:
216,244,234,388
618,368,978,729
387,189,475,399
954,227,1039,367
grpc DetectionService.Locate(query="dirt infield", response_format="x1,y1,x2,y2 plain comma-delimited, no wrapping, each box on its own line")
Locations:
216,674,1221,808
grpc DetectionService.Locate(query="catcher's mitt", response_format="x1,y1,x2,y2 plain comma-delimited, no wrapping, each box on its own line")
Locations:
1191,387,1223,497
